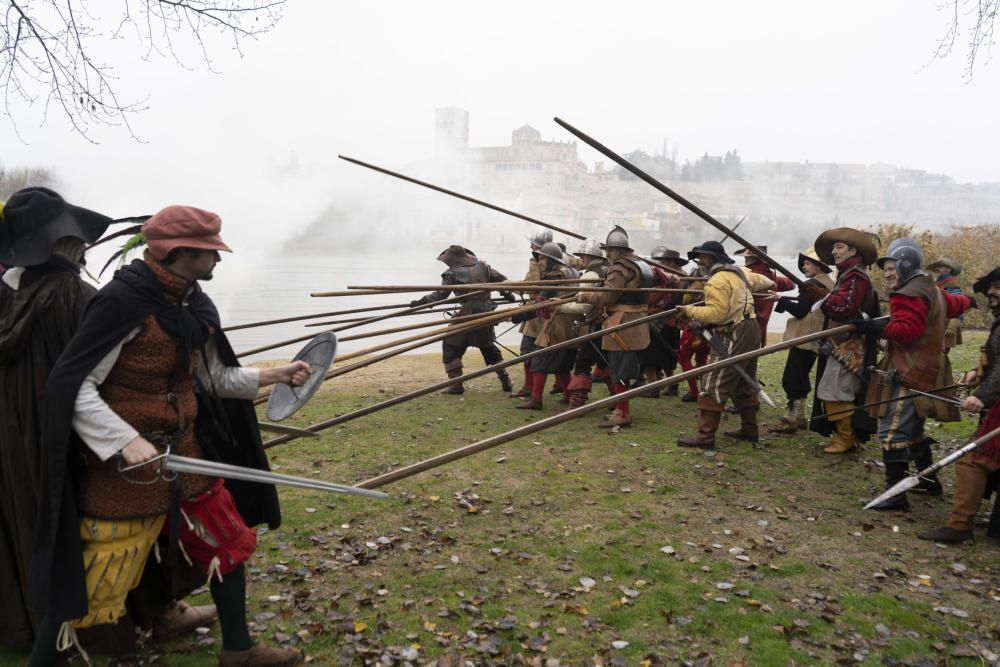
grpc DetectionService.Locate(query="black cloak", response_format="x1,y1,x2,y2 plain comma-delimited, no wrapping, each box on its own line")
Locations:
0,262,94,647
30,259,280,624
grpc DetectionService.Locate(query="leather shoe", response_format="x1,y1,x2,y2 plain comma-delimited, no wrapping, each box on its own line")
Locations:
917,526,973,543
218,643,303,667
153,601,217,642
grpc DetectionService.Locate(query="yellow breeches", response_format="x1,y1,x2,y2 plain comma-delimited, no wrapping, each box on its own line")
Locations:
70,515,165,629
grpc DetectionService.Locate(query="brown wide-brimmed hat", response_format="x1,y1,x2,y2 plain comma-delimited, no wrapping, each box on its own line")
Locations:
814,227,878,266
926,256,962,276
436,245,478,267
650,245,688,267
797,246,832,274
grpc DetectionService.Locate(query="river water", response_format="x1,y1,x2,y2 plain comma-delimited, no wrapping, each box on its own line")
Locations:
202,251,795,363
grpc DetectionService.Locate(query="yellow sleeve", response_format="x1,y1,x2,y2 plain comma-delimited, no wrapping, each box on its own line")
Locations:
685,276,730,324
743,267,776,292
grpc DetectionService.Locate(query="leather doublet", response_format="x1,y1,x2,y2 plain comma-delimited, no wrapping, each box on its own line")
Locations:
78,315,214,519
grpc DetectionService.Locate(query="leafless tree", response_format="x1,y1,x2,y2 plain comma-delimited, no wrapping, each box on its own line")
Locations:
935,0,998,78
1,1,286,141
1,163,55,197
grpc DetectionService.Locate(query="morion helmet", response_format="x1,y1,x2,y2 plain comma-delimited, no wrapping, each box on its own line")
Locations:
876,237,924,284
536,241,567,266
575,237,604,258
528,228,554,248
602,225,632,252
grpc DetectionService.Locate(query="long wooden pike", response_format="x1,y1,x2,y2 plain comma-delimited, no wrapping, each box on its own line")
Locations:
355,323,858,488
263,304,693,448
338,154,685,277
236,291,489,358
225,296,508,332
251,297,575,406
553,118,805,288
333,307,522,342
318,285,732,296
304,306,470,328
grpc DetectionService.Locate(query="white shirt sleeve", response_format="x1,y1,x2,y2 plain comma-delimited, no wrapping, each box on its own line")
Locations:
196,337,260,400
73,328,143,462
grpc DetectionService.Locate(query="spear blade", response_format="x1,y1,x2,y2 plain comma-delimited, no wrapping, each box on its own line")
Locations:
863,425,1000,510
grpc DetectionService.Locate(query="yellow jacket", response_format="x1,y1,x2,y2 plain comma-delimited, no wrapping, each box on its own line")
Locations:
685,265,775,326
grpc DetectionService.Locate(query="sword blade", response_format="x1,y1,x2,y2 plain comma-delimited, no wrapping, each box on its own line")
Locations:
701,331,774,407
164,456,388,499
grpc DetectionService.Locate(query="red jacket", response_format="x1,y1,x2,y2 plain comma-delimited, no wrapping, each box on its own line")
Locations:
883,290,974,345
747,262,794,322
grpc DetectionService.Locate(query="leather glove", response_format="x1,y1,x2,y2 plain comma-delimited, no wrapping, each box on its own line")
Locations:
409,299,422,308
501,291,517,303
510,310,534,324
800,281,830,303
849,317,886,337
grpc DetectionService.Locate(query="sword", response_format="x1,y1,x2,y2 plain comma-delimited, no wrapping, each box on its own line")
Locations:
812,384,962,421
700,329,776,408
867,368,965,407
864,425,1000,510
257,422,319,438
120,454,388,499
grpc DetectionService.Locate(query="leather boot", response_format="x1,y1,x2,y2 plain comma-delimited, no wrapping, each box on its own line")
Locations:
497,371,513,393
823,401,857,454
942,457,990,531
724,397,759,442
677,396,723,449
681,391,698,402
640,368,660,398
512,362,532,397
441,367,464,394
794,398,810,430
663,383,679,396
869,461,911,512
910,438,943,495
566,388,589,409
768,401,798,434
598,408,632,428
517,372,545,410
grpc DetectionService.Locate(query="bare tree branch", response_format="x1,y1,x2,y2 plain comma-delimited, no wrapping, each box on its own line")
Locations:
0,0,286,140
935,0,998,78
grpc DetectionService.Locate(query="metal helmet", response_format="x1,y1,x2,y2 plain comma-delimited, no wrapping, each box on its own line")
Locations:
527,228,553,247
536,241,567,266
603,225,632,251
876,237,924,284
575,237,604,258
650,245,669,259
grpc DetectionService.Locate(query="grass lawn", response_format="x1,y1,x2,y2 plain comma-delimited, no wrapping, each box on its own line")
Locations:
3,332,998,666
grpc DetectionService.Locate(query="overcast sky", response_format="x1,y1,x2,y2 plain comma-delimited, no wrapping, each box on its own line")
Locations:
2,1,997,247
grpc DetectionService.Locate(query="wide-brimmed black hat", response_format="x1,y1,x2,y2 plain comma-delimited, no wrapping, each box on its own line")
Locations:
436,245,478,267
0,187,112,267
973,267,1000,295
688,240,733,264
651,246,688,266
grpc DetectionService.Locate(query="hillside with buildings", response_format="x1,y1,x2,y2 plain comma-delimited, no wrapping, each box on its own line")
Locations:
287,108,1000,255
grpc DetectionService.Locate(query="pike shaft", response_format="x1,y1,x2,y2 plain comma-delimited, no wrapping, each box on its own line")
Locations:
356,323,857,489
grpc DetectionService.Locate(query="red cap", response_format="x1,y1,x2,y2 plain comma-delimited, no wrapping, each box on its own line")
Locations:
142,205,232,261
